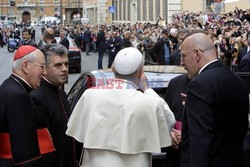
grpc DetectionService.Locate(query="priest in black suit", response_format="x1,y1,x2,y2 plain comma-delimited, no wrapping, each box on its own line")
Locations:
180,32,249,167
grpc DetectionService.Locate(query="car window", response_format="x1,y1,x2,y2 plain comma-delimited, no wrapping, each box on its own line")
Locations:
68,74,92,111
68,70,183,111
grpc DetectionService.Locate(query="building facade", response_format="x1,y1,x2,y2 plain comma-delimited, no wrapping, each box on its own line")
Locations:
111,0,249,24
83,0,112,25
0,0,83,24
0,0,249,25
111,0,181,24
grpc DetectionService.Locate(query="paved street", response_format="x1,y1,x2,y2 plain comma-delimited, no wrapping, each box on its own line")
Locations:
64,52,108,93
0,26,109,93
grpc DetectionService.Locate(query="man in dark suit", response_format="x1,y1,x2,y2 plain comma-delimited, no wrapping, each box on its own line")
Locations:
38,28,57,49
163,74,190,167
19,29,38,48
107,31,122,68
83,26,92,56
59,30,69,50
238,32,250,68
149,29,171,65
96,25,107,69
180,32,249,167
239,50,250,167
240,51,250,89
117,31,132,52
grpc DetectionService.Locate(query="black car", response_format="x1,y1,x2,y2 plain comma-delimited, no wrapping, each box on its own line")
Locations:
67,65,186,166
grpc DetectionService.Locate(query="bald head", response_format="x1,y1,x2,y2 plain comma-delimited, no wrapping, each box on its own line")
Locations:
43,28,55,43
180,33,217,79
183,33,217,61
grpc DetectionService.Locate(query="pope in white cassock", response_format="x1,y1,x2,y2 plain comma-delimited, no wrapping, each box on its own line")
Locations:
66,47,176,167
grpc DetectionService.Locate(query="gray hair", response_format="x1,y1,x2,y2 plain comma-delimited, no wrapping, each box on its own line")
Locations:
12,51,38,70
40,43,68,65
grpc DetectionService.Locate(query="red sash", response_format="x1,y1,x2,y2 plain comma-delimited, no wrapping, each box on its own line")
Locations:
0,128,55,158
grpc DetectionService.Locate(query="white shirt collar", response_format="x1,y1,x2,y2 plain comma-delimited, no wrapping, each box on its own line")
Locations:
198,59,219,74
12,73,32,88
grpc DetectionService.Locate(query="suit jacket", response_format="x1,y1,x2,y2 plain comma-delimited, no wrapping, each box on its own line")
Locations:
117,38,132,52
149,38,171,65
169,49,181,65
96,30,106,53
107,36,122,55
59,37,69,50
164,74,190,121
238,46,248,67
83,29,92,43
19,38,38,48
181,61,249,167
239,51,250,92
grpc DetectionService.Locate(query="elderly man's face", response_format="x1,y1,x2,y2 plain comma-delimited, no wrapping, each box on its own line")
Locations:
26,50,46,89
180,41,199,79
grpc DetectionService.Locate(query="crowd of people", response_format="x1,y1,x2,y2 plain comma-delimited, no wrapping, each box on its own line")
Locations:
0,7,250,167
1,8,249,70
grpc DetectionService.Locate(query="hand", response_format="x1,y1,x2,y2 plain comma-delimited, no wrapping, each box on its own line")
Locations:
171,129,181,149
172,129,181,143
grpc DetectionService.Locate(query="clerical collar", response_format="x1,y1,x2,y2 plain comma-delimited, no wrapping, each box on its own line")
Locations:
43,77,62,90
11,73,32,93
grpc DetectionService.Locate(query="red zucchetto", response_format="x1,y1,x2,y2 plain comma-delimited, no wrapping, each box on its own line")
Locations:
14,46,37,61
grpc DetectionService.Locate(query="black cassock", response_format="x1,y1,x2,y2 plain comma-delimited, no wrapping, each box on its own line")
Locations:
31,78,78,167
0,74,59,167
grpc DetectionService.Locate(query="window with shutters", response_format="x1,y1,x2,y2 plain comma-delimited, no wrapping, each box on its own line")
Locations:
137,0,141,21
155,0,160,21
148,0,153,21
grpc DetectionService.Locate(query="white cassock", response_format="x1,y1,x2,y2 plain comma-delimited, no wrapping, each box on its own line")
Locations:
66,79,176,167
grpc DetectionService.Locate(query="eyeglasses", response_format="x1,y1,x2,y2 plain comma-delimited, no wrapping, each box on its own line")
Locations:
180,49,197,60
180,47,213,60
27,61,46,70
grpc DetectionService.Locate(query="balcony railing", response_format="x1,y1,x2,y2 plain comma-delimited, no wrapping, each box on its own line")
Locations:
16,2,36,7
